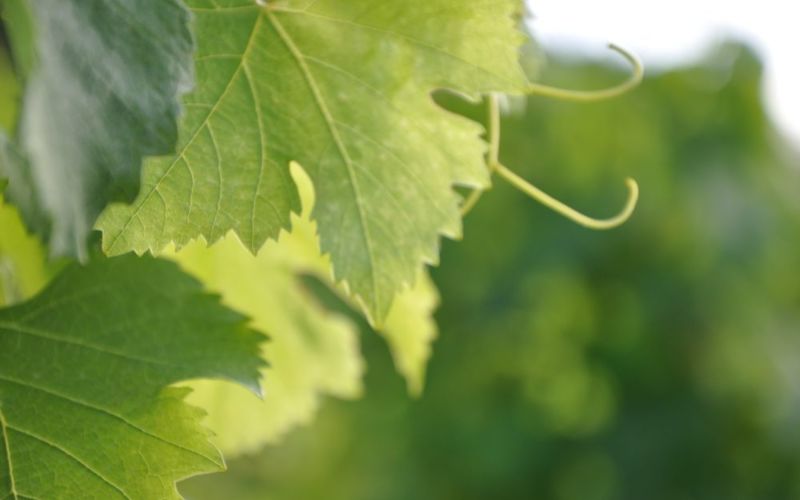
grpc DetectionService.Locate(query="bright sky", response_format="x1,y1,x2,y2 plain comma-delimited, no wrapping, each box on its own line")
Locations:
527,0,800,145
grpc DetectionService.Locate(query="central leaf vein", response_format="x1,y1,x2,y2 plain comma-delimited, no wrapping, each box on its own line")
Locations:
265,9,381,312
0,322,190,371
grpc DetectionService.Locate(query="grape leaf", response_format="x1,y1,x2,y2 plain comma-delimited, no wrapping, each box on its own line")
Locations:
170,233,364,456
0,0,193,258
0,255,264,499
280,164,442,396
165,164,365,456
98,0,528,322
280,164,442,397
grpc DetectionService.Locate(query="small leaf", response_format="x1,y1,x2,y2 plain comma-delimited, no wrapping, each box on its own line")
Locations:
381,271,440,396
99,0,528,322
0,255,264,499
1,0,194,258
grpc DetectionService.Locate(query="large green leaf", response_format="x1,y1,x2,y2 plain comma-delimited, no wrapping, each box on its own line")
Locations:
0,255,264,499
0,0,193,258
99,0,528,322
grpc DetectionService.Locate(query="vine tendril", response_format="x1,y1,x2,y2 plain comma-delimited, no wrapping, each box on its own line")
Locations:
461,44,642,228
527,44,643,102
494,163,639,229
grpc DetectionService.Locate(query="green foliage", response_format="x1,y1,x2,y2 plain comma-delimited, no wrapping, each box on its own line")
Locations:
0,255,264,499
1,0,540,493
180,43,800,500
97,0,528,323
0,0,194,257
163,164,441,456
8,1,770,499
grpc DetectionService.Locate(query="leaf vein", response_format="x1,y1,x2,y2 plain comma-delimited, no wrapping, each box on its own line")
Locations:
0,376,218,468
266,10,382,313
6,425,129,500
106,13,264,253
242,62,267,251
205,123,224,240
0,322,195,372
0,410,18,500
332,119,451,222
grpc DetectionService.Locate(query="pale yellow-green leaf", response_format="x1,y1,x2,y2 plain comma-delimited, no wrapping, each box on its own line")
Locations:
165,168,364,454
381,272,440,396
0,197,50,306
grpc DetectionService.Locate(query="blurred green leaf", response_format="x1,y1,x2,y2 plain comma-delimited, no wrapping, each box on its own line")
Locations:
168,225,364,456
1,0,193,257
381,272,440,396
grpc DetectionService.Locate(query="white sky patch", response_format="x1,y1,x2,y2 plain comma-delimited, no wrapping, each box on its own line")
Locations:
527,0,800,145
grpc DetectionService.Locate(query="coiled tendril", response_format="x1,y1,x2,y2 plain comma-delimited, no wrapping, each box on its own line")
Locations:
461,44,643,231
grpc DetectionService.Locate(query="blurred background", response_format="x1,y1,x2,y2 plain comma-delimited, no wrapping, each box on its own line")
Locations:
1,2,798,498
179,5,800,499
